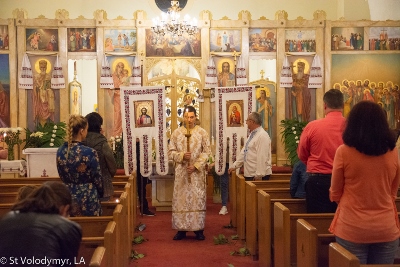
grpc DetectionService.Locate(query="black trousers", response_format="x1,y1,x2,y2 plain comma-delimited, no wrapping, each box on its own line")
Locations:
305,174,337,213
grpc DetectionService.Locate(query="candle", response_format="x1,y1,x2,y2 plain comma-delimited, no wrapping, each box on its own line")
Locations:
112,140,115,151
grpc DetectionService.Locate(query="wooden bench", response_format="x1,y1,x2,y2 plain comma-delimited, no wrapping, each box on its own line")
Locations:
230,172,292,232
273,202,335,267
244,180,290,257
229,171,237,227
0,182,127,194
269,173,292,180
296,218,335,267
257,191,307,267
329,242,400,267
76,219,116,267
88,246,107,267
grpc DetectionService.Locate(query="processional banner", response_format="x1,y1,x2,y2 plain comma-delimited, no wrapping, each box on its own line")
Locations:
120,86,168,177
214,86,255,175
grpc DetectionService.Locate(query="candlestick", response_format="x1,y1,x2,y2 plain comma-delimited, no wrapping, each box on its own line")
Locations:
184,109,192,184
185,109,189,132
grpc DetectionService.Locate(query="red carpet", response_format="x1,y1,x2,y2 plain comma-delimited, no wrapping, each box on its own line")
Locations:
129,200,259,267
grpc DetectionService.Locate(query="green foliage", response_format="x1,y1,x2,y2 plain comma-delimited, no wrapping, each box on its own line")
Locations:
130,250,145,259
280,119,308,167
231,235,239,240
230,247,250,256
132,235,146,245
213,234,229,245
23,122,67,149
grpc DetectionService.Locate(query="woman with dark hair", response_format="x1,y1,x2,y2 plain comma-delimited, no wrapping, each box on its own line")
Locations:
0,182,82,266
84,112,117,201
56,114,103,216
329,101,400,264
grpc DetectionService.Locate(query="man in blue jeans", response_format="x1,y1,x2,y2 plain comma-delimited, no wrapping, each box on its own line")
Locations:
217,164,229,215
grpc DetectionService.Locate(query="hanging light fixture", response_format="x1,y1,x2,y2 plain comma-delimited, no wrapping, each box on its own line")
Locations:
151,1,198,37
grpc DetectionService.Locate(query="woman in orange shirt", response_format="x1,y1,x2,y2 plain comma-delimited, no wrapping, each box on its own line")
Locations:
329,101,400,264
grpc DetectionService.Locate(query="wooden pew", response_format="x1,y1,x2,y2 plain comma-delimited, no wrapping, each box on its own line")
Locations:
237,175,246,239
0,182,126,194
269,173,292,180
89,246,107,267
296,219,335,267
245,180,290,257
0,201,118,218
77,220,116,267
230,172,291,235
229,171,237,227
257,191,307,267
273,202,335,267
329,242,400,267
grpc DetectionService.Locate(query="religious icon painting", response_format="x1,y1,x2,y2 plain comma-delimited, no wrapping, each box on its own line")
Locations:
331,27,364,51
368,27,400,51
285,30,316,52
249,28,277,52
26,28,59,51
331,53,400,129
215,57,236,87
134,100,155,128
145,29,201,57
0,54,10,127
226,100,243,127
67,28,97,52
0,25,9,50
210,29,241,53
104,29,137,52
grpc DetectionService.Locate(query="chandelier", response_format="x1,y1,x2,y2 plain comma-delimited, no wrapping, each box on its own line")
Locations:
151,1,198,37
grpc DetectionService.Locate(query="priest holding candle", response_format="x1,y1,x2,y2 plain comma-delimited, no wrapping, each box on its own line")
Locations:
168,105,211,241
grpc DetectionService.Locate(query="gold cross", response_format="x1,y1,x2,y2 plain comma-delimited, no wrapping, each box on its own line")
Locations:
260,69,265,80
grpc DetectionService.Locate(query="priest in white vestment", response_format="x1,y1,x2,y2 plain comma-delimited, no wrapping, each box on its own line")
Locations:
168,106,211,241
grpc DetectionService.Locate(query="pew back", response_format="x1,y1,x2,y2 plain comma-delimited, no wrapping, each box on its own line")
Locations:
273,202,334,267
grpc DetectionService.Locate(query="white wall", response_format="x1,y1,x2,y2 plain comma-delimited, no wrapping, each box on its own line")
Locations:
0,0,368,21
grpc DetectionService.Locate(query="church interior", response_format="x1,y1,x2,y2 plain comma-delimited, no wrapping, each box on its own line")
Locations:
1,0,400,266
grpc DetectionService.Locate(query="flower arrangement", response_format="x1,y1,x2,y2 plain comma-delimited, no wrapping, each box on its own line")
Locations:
23,122,67,149
0,127,24,160
110,134,124,169
280,119,308,167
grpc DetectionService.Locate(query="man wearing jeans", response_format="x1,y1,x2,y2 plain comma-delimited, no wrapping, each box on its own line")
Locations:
228,112,272,181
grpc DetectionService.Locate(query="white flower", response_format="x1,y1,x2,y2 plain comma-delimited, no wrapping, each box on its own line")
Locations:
52,130,57,133
50,143,54,147
296,140,299,143
11,128,17,133
17,127,23,132
295,136,298,140
110,137,115,141
293,131,297,134
53,125,58,129
116,138,121,143
51,138,54,142
292,127,295,130
52,134,56,138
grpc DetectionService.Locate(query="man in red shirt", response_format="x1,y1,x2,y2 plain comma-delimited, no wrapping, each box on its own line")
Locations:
298,89,345,213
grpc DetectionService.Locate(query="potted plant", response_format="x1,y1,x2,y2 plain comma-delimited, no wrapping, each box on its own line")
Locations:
280,119,308,167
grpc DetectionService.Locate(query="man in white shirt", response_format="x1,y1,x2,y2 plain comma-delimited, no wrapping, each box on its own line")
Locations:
228,112,272,180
